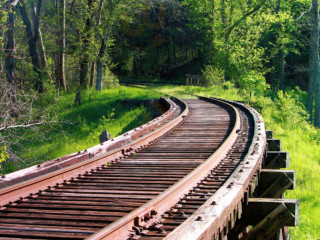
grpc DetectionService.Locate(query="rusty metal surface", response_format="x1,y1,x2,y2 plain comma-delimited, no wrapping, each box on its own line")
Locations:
0,95,267,240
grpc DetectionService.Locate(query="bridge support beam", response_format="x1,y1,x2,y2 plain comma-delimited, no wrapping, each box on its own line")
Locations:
264,151,289,169
228,199,298,240
241,198,298,240
240,198,299,227
228,131,298,240
267,139,282,151
255,170,295,198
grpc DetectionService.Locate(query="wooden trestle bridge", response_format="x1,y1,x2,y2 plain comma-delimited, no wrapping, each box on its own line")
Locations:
0,95,298,239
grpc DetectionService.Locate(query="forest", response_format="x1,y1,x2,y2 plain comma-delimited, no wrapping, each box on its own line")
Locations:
1,0,320,238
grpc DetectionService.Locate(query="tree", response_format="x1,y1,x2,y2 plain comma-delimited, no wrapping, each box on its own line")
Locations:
55,0,67,90
308,0,320,127
79,0,94,89
18,0,44,92
4,6,17,109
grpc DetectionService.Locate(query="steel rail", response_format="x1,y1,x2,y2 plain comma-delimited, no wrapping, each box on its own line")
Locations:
163,99,267,240
86,97,240,240
0,97,188,207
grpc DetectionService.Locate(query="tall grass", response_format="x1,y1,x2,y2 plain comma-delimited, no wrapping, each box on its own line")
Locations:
3,86,161,174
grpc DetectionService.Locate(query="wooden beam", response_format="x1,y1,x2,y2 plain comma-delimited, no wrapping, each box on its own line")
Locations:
255,170,295,198
239,198,299,227
267,139,282,151
266,130,273,139
264,151,289,169
242,201,298,240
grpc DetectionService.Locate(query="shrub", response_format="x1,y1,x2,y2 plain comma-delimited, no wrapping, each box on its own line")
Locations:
202,65,225,86
239,71,269,97
272,91,308,129
103,68,119,88
0,145,9,167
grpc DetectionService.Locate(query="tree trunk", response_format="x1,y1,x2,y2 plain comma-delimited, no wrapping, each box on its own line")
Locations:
308,0,319,124
30,0,47,69
279,47,285,92
90,0,104,88
314,0,320,127
166,35,170,72
185,43,188,60
90,62,95,87
96,40,106,91
79,0,94,89
315,65,320,127
18,0,43,92
173,36,177,66
56,0,67,90
5,9,17,110
37,28,47,68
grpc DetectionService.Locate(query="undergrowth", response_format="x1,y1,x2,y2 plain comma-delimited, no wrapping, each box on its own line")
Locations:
2,86,161,174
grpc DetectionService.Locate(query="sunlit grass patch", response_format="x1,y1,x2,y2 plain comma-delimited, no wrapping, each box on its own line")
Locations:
2,86,161,174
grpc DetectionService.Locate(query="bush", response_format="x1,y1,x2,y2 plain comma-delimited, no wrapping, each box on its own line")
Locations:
103,68,119,88
272,91,308,129
0,145,9,168
239,71,269,97
202,65,225,86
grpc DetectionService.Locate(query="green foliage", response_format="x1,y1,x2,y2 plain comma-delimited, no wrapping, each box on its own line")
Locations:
272,91,308,129
0,145,9,167
239,71,269,97
202,65,225,86
0,10,7,43
290,215,312,239
103,68,119,88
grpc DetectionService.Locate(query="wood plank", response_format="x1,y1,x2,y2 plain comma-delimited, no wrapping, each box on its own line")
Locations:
243,203,295,240
255,170,295,198
266,130,273,139
239,198,299,227
267,139,282,151
264,151,289,169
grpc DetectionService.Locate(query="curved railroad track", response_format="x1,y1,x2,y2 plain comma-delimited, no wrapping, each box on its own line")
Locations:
0,94,296,240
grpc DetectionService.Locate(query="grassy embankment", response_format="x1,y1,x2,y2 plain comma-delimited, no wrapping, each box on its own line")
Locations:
2,86,161,174
145,84,318,239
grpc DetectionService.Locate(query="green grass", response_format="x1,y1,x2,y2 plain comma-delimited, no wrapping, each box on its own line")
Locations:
145,84,318,239
2,86,161,174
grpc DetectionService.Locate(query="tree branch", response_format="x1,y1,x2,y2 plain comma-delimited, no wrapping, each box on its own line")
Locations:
225,0,266,41
0,120,65,131
297,2,312,21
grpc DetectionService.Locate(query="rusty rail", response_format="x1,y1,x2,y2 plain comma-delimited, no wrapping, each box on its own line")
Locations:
162,99,266,240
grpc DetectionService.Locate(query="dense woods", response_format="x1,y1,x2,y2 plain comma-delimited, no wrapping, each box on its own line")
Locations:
0,1,318,150
0,1,319,164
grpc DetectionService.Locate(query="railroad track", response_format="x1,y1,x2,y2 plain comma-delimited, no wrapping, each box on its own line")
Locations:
0,94,297,240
